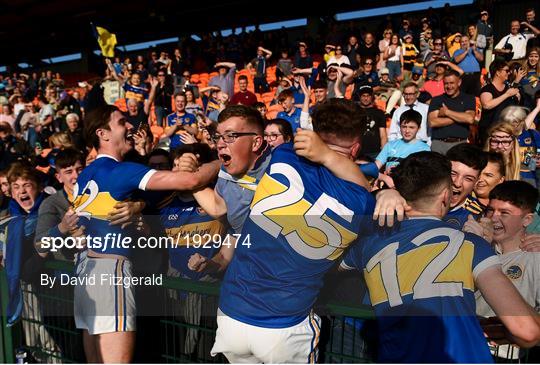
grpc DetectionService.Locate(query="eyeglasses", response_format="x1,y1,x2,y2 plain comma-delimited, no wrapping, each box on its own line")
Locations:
364,62,373,65
158,74,165,77
434,42,443,45
264,133,283,142
489,137,513,147
212,132,258,143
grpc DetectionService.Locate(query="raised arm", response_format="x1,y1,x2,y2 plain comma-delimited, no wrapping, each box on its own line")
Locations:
522,21,540,36
105,58,125,84
259,47,273,59
144,77,158,115
294,129,370,190
443,60,464,75
145,160,220,191
214,62,236,69
298,77,313,130
524,98,540,129
192,188,227,218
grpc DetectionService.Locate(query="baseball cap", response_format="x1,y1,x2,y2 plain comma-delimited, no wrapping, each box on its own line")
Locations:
403,33,413,40
298,42,307,48
435,61,447,68
480,10,488,15
379,68,390,77
358,85,373,95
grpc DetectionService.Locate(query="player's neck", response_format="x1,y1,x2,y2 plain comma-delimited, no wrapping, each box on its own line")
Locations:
97,146,123,162
496,232,524,254
407,208,444,219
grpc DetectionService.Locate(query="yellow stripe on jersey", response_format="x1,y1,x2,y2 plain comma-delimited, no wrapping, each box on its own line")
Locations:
464,198,483,215
251,173,357,257
72,192,122,219
364,241,475,306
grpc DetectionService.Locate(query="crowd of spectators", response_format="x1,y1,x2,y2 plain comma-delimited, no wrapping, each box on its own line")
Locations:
0,2,540,363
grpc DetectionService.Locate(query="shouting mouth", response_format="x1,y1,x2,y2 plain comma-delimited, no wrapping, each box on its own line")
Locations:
219,153,232,166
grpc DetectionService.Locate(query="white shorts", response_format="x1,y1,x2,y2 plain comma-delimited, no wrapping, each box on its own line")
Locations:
74,252,136,335
211,309,321,363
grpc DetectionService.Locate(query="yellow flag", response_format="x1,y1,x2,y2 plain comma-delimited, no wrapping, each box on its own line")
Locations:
95,26,117,58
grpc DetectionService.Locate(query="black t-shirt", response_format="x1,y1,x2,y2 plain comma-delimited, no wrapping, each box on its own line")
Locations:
429,92,476,139
361,107,386,154
123,107,148,130
358,44,379,63
478,83,517,135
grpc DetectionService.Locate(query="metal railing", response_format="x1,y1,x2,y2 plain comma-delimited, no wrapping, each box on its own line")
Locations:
0,260,376,363
1,260,536,363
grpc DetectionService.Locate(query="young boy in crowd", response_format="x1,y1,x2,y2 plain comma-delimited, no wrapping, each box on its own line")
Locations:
476,180,540,359
367,109,430,187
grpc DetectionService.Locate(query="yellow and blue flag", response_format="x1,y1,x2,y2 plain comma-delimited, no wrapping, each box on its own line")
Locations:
91,24,117,58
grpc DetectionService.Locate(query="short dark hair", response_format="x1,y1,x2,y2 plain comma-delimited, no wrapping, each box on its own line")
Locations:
399,109,422,126
312,80,328,90
83,104,118,149
253,102,266,110
393,151,452,206
217,104,265,134
489,59,508,78
171,143,217,164
311,99,365,141
148,148,171,169
489,181,538,213
173,91,187,99
485,152,505,177
444,70,461,79
446,143,487,172
265,118,294,142
55,148,85,170
238,75,248,82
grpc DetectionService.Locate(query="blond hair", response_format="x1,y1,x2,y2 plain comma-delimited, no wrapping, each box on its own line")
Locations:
483,121,521,180
49,132,74,149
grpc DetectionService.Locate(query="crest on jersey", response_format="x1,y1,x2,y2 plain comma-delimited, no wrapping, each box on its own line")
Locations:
506,265,523,280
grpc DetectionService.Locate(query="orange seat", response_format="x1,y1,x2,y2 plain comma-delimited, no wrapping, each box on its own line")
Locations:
151,125,164,141
114,98,127,113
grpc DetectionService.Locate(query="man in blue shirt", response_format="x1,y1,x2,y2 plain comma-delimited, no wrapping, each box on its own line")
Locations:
453,35,484,96
163,93,198,150
343,151,540,363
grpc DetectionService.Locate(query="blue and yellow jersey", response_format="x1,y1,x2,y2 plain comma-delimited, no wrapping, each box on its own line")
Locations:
159,193,227,280
166,112,197,150
342,217,499,363
72,155,156,257
123,83,148,104
219,142,375,328
444,194,484,229
518,129,540,183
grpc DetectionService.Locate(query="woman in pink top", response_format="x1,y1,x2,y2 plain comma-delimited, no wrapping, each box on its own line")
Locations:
0,104,15,129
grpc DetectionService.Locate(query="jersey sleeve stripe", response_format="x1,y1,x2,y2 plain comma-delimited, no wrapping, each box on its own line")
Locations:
473,255,500,280
139,169,157,191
